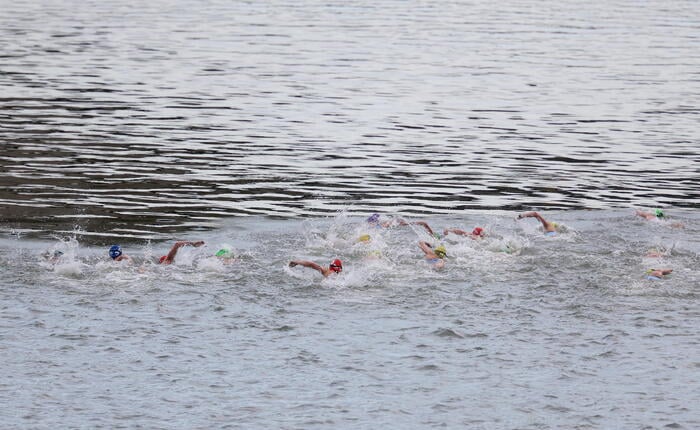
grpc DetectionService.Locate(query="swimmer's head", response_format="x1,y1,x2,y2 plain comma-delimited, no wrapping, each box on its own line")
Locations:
433,232,443,240
645,269,654,274
366,213,380,223
472,227,484,237
159,255,168,264
44,250,64,260
655,209,665,218
357,234,371,243
215,248,233,258
329,259,343,273
434,245,447,259
109,245,122,260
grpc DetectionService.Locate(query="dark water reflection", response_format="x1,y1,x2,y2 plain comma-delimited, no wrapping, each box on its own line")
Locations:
0,0,698,237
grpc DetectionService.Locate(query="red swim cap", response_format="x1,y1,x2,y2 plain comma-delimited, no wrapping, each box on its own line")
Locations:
159,255,168,264
329,259,343,273
472,227,484,236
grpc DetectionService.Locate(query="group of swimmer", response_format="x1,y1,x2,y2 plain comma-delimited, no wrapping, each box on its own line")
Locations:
283,208,677,281
40,207,674,281
104,240,234,267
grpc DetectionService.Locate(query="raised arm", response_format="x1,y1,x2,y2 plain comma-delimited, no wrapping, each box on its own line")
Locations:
164,240,205,264
518,211,555,231
413,221,435,236
289,259,325,275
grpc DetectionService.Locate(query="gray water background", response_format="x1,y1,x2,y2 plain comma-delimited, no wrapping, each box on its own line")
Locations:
1,0,700,428
1,211,699,429
0,0,698,238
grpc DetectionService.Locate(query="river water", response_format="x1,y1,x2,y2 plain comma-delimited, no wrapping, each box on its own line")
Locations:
1,0,699,428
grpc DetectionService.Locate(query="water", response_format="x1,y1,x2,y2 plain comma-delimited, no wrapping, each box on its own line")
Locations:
1,0,699,428
2,211,699,428
0,0,698,237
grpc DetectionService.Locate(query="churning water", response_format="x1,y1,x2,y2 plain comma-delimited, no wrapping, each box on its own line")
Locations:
0,0,699,428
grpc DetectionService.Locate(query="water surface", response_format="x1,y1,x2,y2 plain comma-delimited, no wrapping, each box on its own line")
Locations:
1,0,698,237
1,211,699,428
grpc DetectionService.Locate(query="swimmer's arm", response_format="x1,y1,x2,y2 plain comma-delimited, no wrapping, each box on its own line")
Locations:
518,212,552,230
543,221,557,232
164,240,205,262
389,218,410,227
413,221,435,236
289,260,324,275
418,241,435,257
164,243,184,263
443,228,469,237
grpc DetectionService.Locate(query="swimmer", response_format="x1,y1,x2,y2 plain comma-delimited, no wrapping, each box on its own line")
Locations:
635,208,665,221
42,250,64,264
357,234,372,243
443,226,486,240
214,247,236,264
517,211,560,236
644,268,672,281
413,221,443,239
418,241,446,269
289,258,343,278
635,208,684,228
109,245,131,262
366,213,410,229
158,240,205,265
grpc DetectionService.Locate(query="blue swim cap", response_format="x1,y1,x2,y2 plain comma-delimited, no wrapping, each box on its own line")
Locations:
109,245,122,260
367,213,380,223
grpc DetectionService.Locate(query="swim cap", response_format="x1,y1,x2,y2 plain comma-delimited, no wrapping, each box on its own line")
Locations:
159,255,167,264
109,245,122,260
357,234,371,243
472,227,484,236
215,248,233,258
433,232,443,240
53,250,64,258
434,245,447,258
655,209,665,218
329,259,343,273
367,213,380,223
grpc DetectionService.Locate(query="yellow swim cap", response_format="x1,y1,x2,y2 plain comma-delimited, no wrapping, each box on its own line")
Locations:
435,245,447,258
357,234,371,243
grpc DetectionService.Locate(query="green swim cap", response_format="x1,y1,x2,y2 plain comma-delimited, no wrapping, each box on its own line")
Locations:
215,249,233,258
655,209,665,218
433,232,443,240
434,245,447,258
